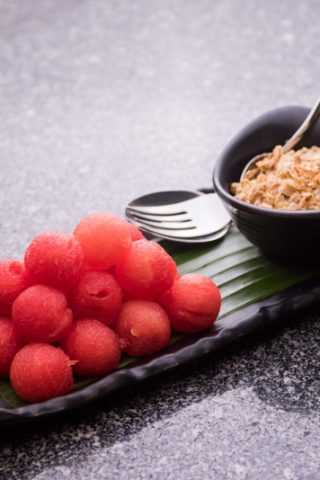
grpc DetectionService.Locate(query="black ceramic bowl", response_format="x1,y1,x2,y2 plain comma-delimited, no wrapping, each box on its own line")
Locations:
213,105,320,266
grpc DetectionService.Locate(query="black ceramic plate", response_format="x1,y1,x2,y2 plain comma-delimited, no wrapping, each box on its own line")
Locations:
0,227,319,427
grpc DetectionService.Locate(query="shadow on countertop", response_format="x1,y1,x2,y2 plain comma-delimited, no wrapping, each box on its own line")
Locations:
1,303,320,480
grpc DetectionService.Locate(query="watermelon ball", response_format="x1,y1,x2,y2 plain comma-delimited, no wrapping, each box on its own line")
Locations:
0,318,23,378
163,273,221,333
10,343,74,403
12,285,73,343
62,318,121,377
0,259,29,316
127,222,144,241
24,232,84,291
71,271,122,325
74,212,132,270
115,240,177,300
115,300,171,356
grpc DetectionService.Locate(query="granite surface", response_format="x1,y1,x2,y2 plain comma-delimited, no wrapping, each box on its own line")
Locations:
1,0,320,478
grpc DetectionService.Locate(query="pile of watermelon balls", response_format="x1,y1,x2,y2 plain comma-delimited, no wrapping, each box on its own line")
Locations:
0,212,221,403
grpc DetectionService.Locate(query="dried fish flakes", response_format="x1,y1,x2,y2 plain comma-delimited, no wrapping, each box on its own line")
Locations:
231,146,320,210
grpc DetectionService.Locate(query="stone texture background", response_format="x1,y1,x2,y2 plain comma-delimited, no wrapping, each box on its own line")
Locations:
0,1,320,478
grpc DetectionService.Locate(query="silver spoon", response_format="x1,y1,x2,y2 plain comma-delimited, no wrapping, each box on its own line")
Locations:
240,95,320,180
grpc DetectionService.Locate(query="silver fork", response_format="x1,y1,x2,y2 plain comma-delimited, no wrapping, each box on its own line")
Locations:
126,192,231,240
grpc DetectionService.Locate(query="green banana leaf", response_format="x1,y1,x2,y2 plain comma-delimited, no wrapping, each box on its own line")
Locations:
0,228,316,408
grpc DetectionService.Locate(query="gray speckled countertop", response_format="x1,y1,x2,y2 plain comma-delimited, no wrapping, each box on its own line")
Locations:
1,1,320,478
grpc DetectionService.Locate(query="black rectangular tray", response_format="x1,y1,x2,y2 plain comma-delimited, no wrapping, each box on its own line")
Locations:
1,228,319,427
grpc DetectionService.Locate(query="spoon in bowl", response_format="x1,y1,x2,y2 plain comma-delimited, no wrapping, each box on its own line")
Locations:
240,95,320,180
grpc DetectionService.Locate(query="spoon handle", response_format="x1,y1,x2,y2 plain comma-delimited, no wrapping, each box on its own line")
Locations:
283,95,320,152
